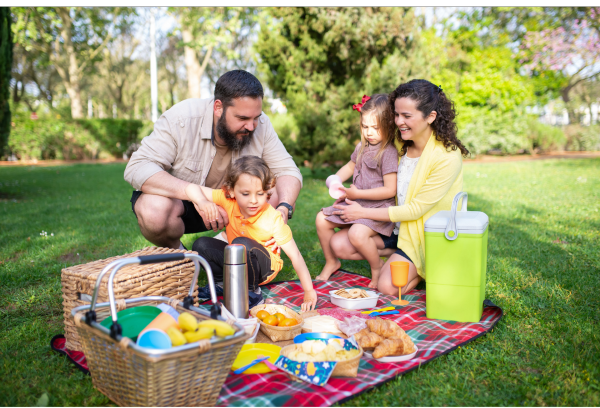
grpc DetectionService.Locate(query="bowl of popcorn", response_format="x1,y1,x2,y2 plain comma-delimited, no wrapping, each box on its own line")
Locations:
329,288,379,310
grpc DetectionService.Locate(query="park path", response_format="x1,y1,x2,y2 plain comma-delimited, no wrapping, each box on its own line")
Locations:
0,151,599,167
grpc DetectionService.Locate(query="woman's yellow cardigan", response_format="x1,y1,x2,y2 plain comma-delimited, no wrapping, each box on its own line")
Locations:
388,134,463,279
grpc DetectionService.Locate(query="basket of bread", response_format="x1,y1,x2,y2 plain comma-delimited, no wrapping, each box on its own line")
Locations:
249,304,304,342
355,317,417,362
280,338,363,378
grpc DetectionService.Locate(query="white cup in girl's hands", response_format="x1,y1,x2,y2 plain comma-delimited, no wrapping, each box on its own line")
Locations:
329,182,346,199
325,174,342,189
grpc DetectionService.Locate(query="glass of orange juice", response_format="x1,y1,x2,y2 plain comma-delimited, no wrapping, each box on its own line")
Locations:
390,261,409,306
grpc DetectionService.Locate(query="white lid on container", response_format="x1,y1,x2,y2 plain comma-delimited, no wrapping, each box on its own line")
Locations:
424,192,489,239
425,210,489,234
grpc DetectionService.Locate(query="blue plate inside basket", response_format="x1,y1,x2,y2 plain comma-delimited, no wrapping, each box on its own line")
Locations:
293,332,343,343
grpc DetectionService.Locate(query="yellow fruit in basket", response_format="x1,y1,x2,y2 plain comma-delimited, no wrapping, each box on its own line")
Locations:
183,327,215,343
279,318,298,327
178,312,198,332
198,319,235,337
256,310,270,321
166,327,187,347
263,315,279,326
274,313,286,324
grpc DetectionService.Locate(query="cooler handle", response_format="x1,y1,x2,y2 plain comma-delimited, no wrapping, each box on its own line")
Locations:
87,253,222,340
445,192,468,241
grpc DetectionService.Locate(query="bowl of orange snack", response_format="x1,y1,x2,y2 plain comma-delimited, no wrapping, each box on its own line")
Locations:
250,304,304,342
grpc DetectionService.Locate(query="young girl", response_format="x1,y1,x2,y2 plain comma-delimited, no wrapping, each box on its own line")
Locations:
185,155,318,312
315,94,398,288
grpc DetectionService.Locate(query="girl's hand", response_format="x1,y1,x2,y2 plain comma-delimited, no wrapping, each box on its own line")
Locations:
301,289,318,312
344,184,361,200
333,199,364,222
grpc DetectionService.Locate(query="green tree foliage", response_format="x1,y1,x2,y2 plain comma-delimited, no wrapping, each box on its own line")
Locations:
256,7,425,166
0,7,13,157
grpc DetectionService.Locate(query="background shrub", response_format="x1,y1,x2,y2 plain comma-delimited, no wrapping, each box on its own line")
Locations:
7,118,150,160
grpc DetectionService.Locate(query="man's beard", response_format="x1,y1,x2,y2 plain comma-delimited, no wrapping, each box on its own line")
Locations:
216,111,254,151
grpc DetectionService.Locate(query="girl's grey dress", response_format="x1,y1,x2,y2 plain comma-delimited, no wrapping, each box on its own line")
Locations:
322,142,398,236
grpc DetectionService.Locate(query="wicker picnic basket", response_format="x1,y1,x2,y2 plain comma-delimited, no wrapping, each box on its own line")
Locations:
249,304,304,342
72,252,249,407
62,247,199,351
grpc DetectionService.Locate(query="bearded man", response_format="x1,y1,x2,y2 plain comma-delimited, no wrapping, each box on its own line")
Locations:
124,70,302,255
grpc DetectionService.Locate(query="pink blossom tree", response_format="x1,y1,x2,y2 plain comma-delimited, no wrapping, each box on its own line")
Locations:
520,9,600,122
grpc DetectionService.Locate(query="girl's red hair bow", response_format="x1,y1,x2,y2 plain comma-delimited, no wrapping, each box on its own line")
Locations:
352,95,371,112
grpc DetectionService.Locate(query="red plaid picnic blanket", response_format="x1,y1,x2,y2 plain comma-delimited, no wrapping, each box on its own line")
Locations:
51,269,502,407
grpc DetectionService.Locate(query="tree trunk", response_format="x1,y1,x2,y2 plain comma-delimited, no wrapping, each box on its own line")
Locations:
182,29,202,99
560,86,575,125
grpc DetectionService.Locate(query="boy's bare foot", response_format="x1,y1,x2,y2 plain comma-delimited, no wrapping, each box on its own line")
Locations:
315,259,342,281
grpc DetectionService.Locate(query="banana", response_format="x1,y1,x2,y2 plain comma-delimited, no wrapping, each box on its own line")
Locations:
166,327,187,347
183,327,215,343
197,319,235,337
178,312,198,332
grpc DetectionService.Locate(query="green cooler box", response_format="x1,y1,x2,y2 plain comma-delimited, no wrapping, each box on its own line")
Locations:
424,192,489,322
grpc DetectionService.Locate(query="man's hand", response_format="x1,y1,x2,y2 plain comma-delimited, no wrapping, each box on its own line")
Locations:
196,204,229,232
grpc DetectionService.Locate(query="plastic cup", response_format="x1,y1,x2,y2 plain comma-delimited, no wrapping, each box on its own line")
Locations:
139,304,180,335
329,182,346,199
325,175,342,188
390,261,409,306
136,329,172,349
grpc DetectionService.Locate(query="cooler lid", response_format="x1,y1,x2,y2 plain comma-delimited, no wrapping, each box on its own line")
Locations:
423,192,488,240
425,210,489,234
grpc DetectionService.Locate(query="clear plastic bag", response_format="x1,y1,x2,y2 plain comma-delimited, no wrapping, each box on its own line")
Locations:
338,315,368,337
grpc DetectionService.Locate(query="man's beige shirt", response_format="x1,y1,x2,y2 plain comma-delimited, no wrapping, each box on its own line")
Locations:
124,98,302,191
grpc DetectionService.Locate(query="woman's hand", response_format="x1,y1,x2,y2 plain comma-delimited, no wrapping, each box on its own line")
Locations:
332,198,364,222
301,289,318,312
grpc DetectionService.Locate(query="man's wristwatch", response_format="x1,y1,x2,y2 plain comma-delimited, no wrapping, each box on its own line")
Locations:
276,202,294,220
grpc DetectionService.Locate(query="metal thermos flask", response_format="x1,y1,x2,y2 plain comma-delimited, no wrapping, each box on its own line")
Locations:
224,244,249,318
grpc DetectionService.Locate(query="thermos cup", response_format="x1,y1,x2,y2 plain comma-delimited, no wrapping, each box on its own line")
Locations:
224,244,249,319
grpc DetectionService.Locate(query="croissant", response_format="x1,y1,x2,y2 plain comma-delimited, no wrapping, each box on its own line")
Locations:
366,317,404,338
358,331,382,349
397,333,416,354
354,328,371,343
373,338,405,358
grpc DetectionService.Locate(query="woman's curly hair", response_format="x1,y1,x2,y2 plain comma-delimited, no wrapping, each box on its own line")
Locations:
389,79,470,157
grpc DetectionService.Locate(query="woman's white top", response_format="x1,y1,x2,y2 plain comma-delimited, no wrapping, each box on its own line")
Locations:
393,155,420,235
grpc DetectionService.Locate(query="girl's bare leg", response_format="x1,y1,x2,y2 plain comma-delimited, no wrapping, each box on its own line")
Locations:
377,253,421,296
315,211,347,281
347,224,385,289
330,229,394,260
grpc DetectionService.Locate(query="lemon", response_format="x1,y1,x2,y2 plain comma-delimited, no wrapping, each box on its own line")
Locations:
183,327,215,343
178,312,198,332
166,327,187,347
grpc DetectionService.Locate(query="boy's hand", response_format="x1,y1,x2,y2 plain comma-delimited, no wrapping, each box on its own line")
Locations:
301,289,318,312
194,201,219,230
265,238,281,255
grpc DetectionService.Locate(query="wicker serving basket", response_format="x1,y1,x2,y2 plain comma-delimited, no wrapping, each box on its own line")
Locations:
72,252,249,407
249,304,303,342
62,247,198,351
280,343,363,378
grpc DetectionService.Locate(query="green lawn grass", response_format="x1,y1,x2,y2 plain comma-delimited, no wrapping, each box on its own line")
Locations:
1,159,599,406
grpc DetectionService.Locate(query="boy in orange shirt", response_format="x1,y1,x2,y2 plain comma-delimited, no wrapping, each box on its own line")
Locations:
185,156,318,312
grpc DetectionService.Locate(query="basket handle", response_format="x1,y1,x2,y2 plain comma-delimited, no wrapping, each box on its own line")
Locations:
87,253,222,340
444,192,468,241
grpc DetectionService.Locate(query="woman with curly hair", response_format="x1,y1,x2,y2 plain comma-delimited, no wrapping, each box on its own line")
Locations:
329,79,470,296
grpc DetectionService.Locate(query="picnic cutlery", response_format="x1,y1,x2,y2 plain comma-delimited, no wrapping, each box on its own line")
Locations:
361,307,395,314
369,310,400,317
233,356,270,374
